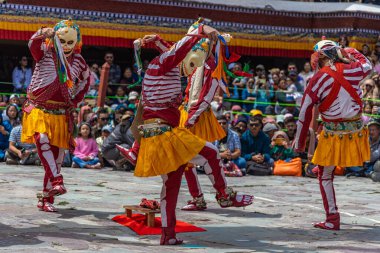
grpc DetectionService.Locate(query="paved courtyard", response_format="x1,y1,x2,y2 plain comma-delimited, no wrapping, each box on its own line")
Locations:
0,164,379,253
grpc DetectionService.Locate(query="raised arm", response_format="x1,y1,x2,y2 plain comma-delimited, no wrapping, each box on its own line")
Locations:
28,28,54,62
344,48,372,78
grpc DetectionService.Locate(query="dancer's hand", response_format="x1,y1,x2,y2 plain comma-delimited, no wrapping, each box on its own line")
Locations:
202,25,219,41
41,28,55,38
142,35,157,46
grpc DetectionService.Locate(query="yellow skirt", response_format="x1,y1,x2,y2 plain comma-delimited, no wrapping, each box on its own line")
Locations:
134,127,206,177
21,108,71,149
179,106,226,142
312,128,370,167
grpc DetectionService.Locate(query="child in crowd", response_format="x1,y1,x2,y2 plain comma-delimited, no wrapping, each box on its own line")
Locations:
112,86,128,108
96,125,113,166
270,131,294,161
72,122,101,169
9,94,21,106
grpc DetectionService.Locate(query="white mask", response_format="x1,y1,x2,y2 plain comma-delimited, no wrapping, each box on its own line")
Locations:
56,27,78,57
182,38,210,77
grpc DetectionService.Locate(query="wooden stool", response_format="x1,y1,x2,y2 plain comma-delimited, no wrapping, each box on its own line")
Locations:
123,205,160,227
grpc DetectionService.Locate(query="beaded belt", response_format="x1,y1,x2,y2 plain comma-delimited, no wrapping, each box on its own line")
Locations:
36,106,66,115
323,120,363,132
138,123,172,138
323,119,364,139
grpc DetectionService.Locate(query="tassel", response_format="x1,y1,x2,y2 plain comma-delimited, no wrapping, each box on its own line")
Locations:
53,35,73,88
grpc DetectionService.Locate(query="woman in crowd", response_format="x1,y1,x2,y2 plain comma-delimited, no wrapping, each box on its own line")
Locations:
72,123,101,169
12,56,32,93
6,104,20,127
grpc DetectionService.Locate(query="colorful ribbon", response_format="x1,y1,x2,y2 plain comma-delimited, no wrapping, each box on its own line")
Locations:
53,35,73,88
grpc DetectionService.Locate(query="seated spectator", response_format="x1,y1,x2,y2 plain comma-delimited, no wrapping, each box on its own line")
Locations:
276,115,285,129
281,95,300,117
6,122,39,165
120,67,138,85
92,108,110,139
96,125,113,165
233,116,248,136
231,105,242,125
252,77,273,114
298,62,314,90
104,51,121,95
4,104,21,127
270,131,294,161
9,94,21,107
78,105,92,124
90,63,100,86
284,116,297,144
263,123,278,140
361,43,371,58
87,81,99,98
347,119,380,177
275,79,287,114
0,115,12,161
241,78,255,112
241,116,272,175
213,115,247,174
72,123,101,169
127,91,139,112
12,56,32,93
362,78,377,102
112,86,128,108
102,114,134,171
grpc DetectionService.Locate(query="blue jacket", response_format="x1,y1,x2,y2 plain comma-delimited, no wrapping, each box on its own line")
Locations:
0,120,12,150
240,130,271,162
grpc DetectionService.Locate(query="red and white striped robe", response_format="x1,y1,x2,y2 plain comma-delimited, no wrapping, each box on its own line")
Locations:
142,25,203,127
185,56,219,127
28,30,90,110
295,48,372,151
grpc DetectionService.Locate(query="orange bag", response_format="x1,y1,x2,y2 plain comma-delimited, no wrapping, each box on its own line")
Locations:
334,166,345,176
273,158,302,177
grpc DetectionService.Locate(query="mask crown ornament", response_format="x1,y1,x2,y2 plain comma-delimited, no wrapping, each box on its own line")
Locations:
182,20,211,77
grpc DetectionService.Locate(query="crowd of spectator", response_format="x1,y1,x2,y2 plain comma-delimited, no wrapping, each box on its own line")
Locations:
1,41,380,182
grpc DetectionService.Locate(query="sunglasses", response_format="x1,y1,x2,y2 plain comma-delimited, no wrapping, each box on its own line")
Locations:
100,117,109,121
249,123,260,127
288,67,296,70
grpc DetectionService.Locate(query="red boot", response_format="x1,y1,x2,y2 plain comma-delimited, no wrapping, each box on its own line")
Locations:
48,175,67,197
216,187,253,208
314,213,340,230
116,144,138,166
160,228,183,245
37,192,57,212
181,194,207,211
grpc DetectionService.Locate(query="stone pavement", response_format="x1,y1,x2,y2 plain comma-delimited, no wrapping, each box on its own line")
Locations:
0,164,379,253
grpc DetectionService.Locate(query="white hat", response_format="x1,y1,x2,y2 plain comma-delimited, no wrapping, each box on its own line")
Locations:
128,91,139,101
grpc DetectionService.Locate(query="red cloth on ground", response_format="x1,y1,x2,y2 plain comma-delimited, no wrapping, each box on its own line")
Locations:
112,214,206,235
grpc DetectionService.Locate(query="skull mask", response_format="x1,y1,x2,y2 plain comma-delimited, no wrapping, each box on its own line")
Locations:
182,38,210,77
53,19,82,58
57,27,78,57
